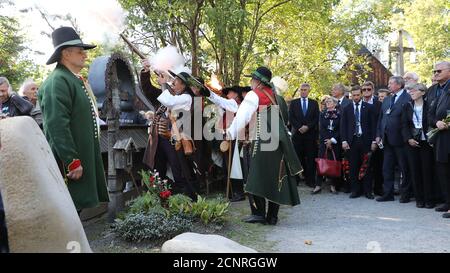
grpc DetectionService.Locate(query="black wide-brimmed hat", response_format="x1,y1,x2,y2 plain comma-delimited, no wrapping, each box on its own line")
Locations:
244,66,272,85
222,86,251,95
46,26,96,65
168,70,192,86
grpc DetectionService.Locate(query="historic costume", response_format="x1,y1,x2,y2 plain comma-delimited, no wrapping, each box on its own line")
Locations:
141,69,199,200
207,86,250,201
38,27,109,210
227,66,301,225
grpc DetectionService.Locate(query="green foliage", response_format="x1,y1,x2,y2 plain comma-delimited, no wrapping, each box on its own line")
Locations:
167,194,230,224
190,195,230,225
167,194,193,215
126,191,167,216
126,191,230,225
0,2,45,90
390,0,450,84
113,212,193,242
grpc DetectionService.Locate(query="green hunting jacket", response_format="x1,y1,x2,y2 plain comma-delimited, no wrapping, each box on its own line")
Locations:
245,94,301,206
38,64,109,210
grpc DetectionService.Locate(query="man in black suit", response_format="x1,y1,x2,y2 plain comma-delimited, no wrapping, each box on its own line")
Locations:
289,83,320,188
362,81,384,196
332,83,351,192
376,76,412,202
341,86,378,199
332,83,351,111
428,61,450,214
426,61,450,108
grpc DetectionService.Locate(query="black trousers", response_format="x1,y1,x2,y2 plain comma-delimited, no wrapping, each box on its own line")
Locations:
348,136,372,194
405,141,435,204
436,155,450,207
249,194,279,222
293,136,317,186
155,137,197,199
382,138,411,199
371,148,384,195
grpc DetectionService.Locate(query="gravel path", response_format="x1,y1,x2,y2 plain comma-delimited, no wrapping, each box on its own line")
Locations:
266,185,450,253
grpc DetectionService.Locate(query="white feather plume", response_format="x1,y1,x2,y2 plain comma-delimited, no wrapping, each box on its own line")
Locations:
271,76,289,95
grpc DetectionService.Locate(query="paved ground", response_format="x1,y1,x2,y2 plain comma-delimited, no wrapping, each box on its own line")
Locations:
263,184,450,253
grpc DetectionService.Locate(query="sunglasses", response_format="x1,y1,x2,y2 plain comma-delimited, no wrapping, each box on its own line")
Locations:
361,88,372,91
433,68,449,74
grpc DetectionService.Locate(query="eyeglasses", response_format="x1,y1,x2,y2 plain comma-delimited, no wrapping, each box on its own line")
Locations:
433,68,449,74
361,88,372,91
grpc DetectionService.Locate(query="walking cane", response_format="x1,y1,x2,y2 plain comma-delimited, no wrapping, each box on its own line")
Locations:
226,140,233,199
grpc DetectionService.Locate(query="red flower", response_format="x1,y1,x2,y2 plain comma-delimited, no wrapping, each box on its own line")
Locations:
159,190,172,199
149,176,155,185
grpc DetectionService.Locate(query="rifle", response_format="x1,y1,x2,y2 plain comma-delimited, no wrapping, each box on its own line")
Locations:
119,33,146,59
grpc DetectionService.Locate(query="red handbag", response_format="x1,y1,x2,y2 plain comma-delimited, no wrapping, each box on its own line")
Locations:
315,147,342,178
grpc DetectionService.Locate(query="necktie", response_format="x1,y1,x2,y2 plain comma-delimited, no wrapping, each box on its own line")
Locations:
390,94,397,110
302,98,307,116
355,102,360,134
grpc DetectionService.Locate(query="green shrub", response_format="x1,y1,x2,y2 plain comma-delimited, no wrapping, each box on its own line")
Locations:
127,192,167,216
190,195,230,225
168,194,193,214
113,212,193,242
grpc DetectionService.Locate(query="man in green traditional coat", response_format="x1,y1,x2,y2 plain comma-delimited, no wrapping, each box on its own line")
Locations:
227,66,301,225
38,27,109,213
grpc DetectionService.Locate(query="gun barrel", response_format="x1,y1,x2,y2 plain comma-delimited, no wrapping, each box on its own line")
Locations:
119,33,146,59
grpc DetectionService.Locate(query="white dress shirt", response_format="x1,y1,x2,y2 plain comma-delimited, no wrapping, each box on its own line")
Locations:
157,89,192,111
353,101,363,135
227,91,259,140
207,91,239,113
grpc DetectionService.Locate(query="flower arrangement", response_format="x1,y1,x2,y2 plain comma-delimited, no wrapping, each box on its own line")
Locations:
358,152,372,180
139,170,172,201
342,156,350,177
427,113,450,143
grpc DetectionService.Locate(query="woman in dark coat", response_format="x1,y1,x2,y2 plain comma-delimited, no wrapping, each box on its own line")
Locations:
313,96,341,194
401,83,435,208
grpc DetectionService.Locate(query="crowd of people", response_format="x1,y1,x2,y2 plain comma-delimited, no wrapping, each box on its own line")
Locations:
292,63,450,221
1,26,449,227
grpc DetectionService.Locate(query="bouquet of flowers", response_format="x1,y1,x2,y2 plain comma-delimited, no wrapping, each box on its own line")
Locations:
341,152,350,179
358,152,372,180
139,170,172,201
427,113,450,144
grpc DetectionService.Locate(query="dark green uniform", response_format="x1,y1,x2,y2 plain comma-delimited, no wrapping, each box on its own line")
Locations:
245,94,301,206
38,64,109,210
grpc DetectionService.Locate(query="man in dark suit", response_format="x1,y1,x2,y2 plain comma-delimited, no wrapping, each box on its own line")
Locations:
332,83,351,111
362,81,384,196
289,83,320,188
426,61,450,108
332,83,351,192
428,61,450,214
376,76,412,202
341,86,378,199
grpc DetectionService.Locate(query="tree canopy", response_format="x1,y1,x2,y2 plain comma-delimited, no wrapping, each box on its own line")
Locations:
1,0,448,96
